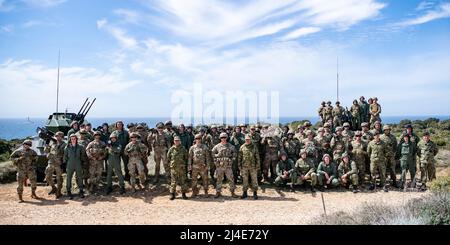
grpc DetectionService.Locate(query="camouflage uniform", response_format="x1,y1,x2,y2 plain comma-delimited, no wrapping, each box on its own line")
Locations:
361,123,374,143
350,102,361,130
302,134,319,166
317,159,339,188
230,131,245,182
397,139,416,188
324,102,333,123
292,153,317,187
261,136,281,180
124,139,148,188
10,142,38,199
167,143,189,194
106,138,125,190
330,130,347,163
367,138,388,187
211,141,237,194
148,129,171,179
318,102,326,124
338,155,359,188
112,127,130,180
284,135,301,163
188,141,211,195
369,100,382,124
380,126,398,184
77,131,91,186
274,157,294,186
417,138,438,185
238,141,260,193
351,136,368,183
332,103,345,127
358,98,370,123
44,137,66,196
86,138,107,191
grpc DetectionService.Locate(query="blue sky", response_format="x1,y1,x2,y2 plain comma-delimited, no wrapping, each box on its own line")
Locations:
0,0,449,118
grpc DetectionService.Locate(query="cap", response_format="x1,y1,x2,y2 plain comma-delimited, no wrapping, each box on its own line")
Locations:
303,121,312,127
341,152,349,159
245,134,251,140
355,131,362,137
55,131,64,137
383,125,391,131
70,121,79,127
194,134,202,140
220,132,228,139
343,122,350,127
94,131,102,137
79,129,87,134
69,134,77,138
156,122,164,129
109,133,117,139
335,126,343,131
300,149,307,155
361,122,369,128
173,136,181,141
130,132,139,138
375,121,381,125
23,140,32,146
322,154,331,160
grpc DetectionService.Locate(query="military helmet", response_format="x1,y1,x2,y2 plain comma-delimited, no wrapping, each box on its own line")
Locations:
94,131,102,137
327,101,332,105
300,149,307,156
405,124,413,129
245,134,251,140
287,130,295,135
136,124,144,129
69,134,77,138
383,125,391,131
70,121,79,127
317,127,324,132
250,125,256,130
341,152,350,159
335,126,343,131
343,122,350,127
303,121,312,127
336,101,340,105
361,122,369,128
211,125,217,129
324,122,331,128
375,121,381,125
173,136,181,141
297,125,303,130
306,130,314,136
55,131,64,137
373,97,378,101
279,151,287,158
165,120,173,126
322,154,331,160
200,127,206,133
23,140,32,146
423,131,430,136
156,122,164,129
178,124,185,129
321,101,326,105
79,129,87,134
220,132,228,139
355,131,362,137
109,133,118,139
130,132,139,138
194,134,202,140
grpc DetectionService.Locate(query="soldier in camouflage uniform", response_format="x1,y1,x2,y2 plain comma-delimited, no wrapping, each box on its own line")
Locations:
351,131,368,184
230,126,245,183
302,130,319,166
359,96,370,123
417,132,438,190
211,133,238,198
317,154,339,190
167,136,189,200
396,134,416,189
238,134,260,199
125,132,148,192
330,127,347,163
350,100,361,130
380,125,398,187
249,126,263,180
274,152,294,189
86,131,107,192
283,130,301,163
67,121,79,138
291,150,317,192
148,122,171,183
294,125,305,142
361,122,373,143
369,97,382,124
106,133,125,195
318,101,326,124
400,124,420,172
338,152,359,193
164,120,175,147
342,122,354,140
10,140,38,202
261,135,281,182
367,132,388,191
77,129,91,187
324,101,333,124
44,131,66,198
370,120,383,135
112,121,130,181
322,122,333,143
188,134,212,197
209,125,221,186
64,134,87,199
332,101,345,127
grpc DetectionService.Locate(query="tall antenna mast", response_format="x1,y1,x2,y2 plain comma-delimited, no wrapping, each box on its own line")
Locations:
336,56,339,102
56,50,61,113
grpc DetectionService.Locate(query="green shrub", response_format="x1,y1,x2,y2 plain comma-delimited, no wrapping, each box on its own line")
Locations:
430,173,450,193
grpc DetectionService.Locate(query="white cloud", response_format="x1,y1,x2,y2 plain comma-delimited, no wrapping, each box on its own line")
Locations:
0,0,14,11
22,20,58,28
97,19,138,49
397,2,450,26
280,27,321,41
114,9,142,25
0,24,13,33
21,0,67,8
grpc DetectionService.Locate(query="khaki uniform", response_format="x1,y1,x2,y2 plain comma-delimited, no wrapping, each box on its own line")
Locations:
148,131,171,178
44,140,66,192
417,140,438,184
238,143,260,192
86,140,107,190
211,143,237,193
188,143,212,193
124,142,148,188
167,145,188,193
10,148,38,195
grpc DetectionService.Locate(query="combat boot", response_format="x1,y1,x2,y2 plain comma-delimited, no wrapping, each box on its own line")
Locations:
79,189,85,198
253,191,258,200
169,193,176,200
120,186,125,194
383,185,389,192
214,192,222,198
289,184,295,192
18,193,24,203
31,189,38,199
48,186,57,195
182,192,188,200
231,190,238,198
153,175,159,184
310,186,316,193
204,189,209,197
67,191,73,200
55,189,62,199
352,185,358,193
106,187,113,195
241,191,248,199
191,188,198,198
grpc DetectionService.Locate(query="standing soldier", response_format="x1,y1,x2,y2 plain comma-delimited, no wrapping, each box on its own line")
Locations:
351,131,368,184
294,125,305,142
317,154,339,190
283,130,301,163
358,96,370,123
338,152,359,193
380,125,398,188
67,121,79,137
330,127,347,163
167,136,189,200
211,133,238,198
342,122,354,143
332,101,345,127
86,131,107,193
10,140,38,202
291,150,317,192
361,122,373,143
230,126,245,183
400,124,420,170
322,122,333,143
99,123,110,143
77,129,90,187
188,134,212,197
324,101,333,124
177,124,192,153
367,132,388,192
64,134,87,199
148,122,171,183
369,97,382,124
302,130,319,166
370,121,383,135
261,135,281,182
106,133,125,195
44,131,66,198
417,132,438,191
274,152,294,190
350,100,361,130
209,125,221,186
318,101,326,124
238,134,260,199
112,121,130,181
124,132,148,192
396,134,416,190
164,120,175,147
249,125,263,181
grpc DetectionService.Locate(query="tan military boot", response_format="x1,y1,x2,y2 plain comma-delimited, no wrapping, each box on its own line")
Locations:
18,193,24,203
204,189,209,197
191,188,198,198
231,190,238,198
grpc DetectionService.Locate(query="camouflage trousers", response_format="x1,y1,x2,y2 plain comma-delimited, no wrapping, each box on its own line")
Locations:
89,159,104,189
191,164,209,192
291,171,317,186
66,163,83,192
215,163,235,193
370,160,386,186
274,174,291,186
263,154,278,179
354,157,366,183
107,158,125,188
333,116,342,127
400,159,416,186
170,168,188,193
370,114,381,124
128,159,146,187
154,147,169,178
340,173,359,187
241,166,258,192
17,168,37,194
420,159,436,184
317,173,339,187
385,154,397,182
45,163,63,190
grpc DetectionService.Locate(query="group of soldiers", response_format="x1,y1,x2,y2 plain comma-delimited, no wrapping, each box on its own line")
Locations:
10,97,439,203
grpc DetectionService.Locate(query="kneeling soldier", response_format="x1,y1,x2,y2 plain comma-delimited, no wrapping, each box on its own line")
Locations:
291,149,317,192
274,152,294,190
317,154,339,191
338,152,359,193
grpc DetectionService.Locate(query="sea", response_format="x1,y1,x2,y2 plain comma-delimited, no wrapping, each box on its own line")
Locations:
0,116,449,140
